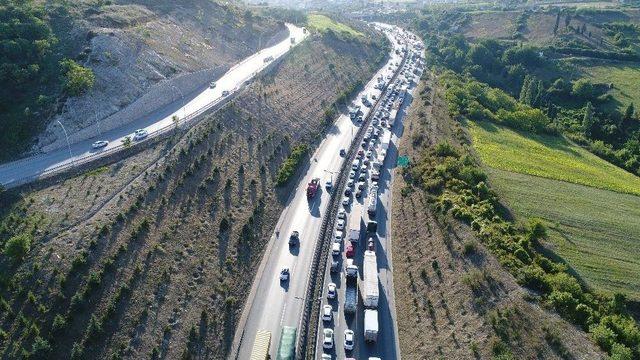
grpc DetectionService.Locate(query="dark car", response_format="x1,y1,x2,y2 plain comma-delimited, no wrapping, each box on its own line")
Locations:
289,231,299,246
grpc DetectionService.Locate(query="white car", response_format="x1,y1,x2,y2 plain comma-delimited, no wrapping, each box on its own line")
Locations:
337,209,346,220
133,129,148,141
327,283,337,299
91,140,109,149
334,230,344,242
322,305,332,322
323,328,334,349
279,268,290,281
344,329,354,351
325,180,332,189
348,170,356,179
209,81,216,88
332,242,341,256
336,219,345,230
222,90,230,96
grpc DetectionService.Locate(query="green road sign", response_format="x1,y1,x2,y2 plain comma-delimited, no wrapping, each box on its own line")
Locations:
397,156,409,167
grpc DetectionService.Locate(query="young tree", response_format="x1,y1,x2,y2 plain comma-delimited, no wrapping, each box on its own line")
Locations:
519,75,532,104
624,103,635,120
4,233,32,262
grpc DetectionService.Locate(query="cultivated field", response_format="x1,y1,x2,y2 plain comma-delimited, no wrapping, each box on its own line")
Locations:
488,168,640,299
467,120,640,195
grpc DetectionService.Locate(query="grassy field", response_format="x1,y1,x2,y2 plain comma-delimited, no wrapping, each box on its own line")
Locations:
578,62,640,112
306,14,362,37
488,168,640,299
467,120,640,195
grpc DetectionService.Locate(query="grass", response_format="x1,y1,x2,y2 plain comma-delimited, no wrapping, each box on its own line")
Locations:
306,14,363,38
467,120,640,196
487,167,640,299
578,62,640,112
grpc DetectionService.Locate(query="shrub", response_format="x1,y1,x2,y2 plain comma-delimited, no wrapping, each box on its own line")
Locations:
30,337,51,359
275,144,309,185
60,59,95,96
52,314,67,334
3,233,32,262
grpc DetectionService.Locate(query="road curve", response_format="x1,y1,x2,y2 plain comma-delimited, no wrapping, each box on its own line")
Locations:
0,24,307,189
232,24,408,360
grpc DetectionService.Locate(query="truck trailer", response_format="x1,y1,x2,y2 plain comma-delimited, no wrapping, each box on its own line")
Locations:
344,274,358,314
367,186,378,217
250,330,271,360
363,250,379,308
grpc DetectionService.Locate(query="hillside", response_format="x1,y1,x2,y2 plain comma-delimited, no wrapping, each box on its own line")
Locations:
1,0,285,161
0,17,387,359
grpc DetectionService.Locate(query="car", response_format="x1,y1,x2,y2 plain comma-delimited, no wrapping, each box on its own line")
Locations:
347,179,355,188
92,140,109,149
340,149,346,156
332,242,341,256
334,230,344,242
323,328,334,349
336,219,346,230
322,305,333,322
133,129,148,141
280,268,290,281
368,239,375,251
321,354,332,360
344,329,355,351
344,187,352,196
289,231,299,246
361,165,368,173
355,188,362,198
337,209,346,220
366,150,373,159
349,170,356,180
361,141,368,149
209,81,216,88
342,196,351,207
330,259,340,273
357,149,364,157
327,283,337,299
358,181,366,190
351,160,360,170
358,173,366,182
345,244,355,258
222,90,230,96
325,180,332,190
363,158,370,166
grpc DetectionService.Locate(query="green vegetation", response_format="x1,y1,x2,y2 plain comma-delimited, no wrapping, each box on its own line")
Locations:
578,62,640,112
275,144,308,185
3,233,32,263
408,139,640,358
60,59,94,96
307,14,363,38
487,167,640,299
467,120,640,195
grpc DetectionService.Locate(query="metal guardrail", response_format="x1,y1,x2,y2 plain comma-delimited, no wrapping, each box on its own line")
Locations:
2,32,306,190
296,34,410,360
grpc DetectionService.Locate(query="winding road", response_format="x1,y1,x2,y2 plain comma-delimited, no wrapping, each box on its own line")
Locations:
0,24,307,189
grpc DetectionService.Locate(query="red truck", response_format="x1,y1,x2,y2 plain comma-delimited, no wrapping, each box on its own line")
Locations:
306,178,320,200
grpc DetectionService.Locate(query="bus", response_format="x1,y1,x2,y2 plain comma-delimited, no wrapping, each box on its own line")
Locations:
275,326,297,360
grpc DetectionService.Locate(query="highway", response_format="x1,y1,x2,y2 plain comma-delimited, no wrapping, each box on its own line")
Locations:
0,24,307,188
314,27,424,360
232,24,408,360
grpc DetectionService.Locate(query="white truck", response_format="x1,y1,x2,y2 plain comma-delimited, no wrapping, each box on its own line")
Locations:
364,309,379,342
367,186,378,217
388,108,398,128
363,250,379,308
380,131,391,151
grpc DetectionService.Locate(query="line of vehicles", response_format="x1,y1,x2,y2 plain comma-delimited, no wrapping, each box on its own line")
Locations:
318,25,424,360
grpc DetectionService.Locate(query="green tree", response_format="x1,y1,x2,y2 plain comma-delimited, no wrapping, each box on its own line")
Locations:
519,75,532,103
572,79,595,100
4,233,32,262
624,103,634,120
60,59,95,96
31,337,51,359
582,102,596,138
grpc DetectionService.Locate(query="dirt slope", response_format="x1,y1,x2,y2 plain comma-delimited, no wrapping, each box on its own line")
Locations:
391,75,605,359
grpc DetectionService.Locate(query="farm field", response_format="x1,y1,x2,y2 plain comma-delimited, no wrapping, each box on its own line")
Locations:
307,14,363,37
487,168,640,299
467,120,640,195
577,61,640,112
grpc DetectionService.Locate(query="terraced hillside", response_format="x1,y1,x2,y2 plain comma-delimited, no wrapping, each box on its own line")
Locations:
0,20,388,359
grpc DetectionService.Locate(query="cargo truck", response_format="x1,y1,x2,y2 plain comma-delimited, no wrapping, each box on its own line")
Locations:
250,330,271,360
363,250,379,308
306,178,320,200
364,309,379,342
344,273,358,314
380,132,391,151
388,108,398,128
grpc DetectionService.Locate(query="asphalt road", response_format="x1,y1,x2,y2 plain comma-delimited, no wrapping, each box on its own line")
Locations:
314,28,424,360
0,24,307,188
233,24,408,360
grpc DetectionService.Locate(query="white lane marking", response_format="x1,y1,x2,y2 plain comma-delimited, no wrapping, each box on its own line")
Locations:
280,301,287,326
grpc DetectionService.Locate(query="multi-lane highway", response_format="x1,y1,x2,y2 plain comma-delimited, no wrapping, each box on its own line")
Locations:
232,24,410,360
314,27,424,360
0,24,307,188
